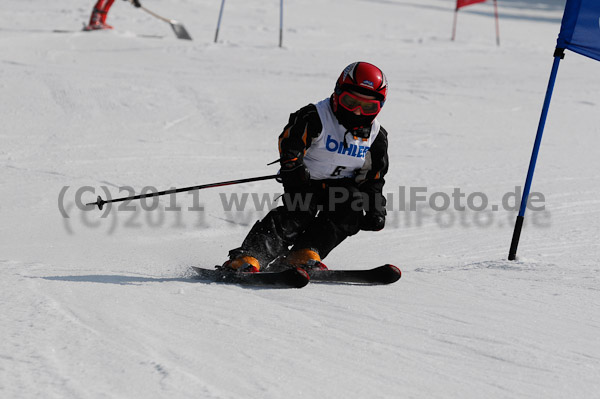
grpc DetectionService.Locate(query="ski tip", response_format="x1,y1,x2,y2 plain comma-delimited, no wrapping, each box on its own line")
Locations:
380,264,402,284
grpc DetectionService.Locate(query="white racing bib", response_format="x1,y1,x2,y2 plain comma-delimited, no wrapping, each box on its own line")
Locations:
303,98,380,180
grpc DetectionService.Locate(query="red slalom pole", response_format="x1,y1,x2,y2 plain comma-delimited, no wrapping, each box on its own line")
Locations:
451,7,459,41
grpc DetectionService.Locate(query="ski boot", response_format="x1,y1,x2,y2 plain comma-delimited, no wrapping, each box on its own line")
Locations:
83,22,113,31
285,249,328,271
221,255,261,273
84,2,113,31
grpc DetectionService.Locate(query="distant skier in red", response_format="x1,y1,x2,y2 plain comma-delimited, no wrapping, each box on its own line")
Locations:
84,0,140,31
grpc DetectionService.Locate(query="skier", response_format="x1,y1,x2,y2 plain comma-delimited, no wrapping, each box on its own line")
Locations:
223,61,389,273
84,0,140,31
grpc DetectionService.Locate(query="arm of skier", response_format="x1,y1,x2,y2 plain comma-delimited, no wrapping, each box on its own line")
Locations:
277,104,322,189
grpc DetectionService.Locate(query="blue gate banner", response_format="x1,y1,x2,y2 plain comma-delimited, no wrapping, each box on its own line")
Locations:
557,0,600,61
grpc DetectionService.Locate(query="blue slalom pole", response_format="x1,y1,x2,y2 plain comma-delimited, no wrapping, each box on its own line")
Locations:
508,48,565,260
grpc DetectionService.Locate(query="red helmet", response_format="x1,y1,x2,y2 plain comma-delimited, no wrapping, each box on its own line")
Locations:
332,62,387,131
334,62,387,106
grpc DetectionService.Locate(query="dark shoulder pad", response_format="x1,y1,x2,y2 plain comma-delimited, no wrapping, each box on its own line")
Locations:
289,104,322,132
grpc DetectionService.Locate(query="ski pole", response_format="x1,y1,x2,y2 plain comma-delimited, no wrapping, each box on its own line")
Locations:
86,174,279,210
214,0,226,43
279,0,283,48
127,0,192,40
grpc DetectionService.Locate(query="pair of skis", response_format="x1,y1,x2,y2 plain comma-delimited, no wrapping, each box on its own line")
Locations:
192,264,401,288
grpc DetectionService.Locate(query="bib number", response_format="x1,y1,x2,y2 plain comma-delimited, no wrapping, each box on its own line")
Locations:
331,166,346,177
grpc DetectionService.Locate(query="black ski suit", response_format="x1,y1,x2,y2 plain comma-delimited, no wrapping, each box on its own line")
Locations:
229,100,389,267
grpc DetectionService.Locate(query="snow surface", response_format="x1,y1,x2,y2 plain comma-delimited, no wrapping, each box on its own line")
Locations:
1,0,600,398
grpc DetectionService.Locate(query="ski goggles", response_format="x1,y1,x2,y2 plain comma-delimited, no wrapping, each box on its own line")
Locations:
338,91,381,115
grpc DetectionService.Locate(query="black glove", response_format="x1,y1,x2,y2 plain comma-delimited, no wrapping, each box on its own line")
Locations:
361,212,385,231
278,152,310,190
124,0,142,7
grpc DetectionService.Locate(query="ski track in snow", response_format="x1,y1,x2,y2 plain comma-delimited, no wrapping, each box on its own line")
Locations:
2,0,600,398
